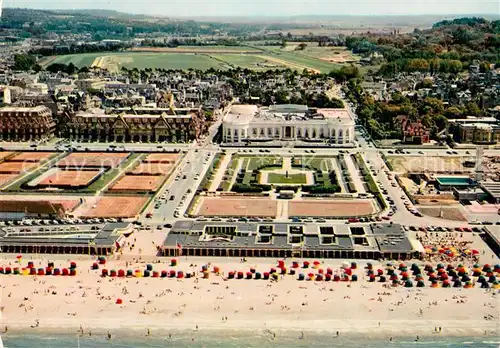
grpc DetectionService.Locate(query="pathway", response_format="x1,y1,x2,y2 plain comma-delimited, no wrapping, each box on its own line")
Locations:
344,154,366,194
208,154,230,192
227,157,243,190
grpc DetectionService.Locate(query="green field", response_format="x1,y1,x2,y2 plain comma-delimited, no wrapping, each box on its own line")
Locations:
42,45,348,73
267,173,307,185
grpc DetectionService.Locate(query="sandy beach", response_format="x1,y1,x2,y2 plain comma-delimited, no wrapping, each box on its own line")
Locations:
1,255,498,340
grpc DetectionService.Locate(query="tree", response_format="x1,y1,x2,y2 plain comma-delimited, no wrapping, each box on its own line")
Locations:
297,43,307,50
13,54,37,71
434,114,448,131
465,102,481,116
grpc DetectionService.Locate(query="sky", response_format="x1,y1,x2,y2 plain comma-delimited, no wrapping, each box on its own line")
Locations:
3,0,499,17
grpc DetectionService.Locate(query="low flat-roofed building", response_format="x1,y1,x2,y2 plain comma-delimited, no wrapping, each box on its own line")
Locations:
0,105,55,141
450,117,500,144
0,200,68,220
162,221,414,260
480,181,500,203
222,104,355,145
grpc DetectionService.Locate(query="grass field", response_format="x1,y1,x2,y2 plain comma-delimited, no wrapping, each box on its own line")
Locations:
267,173,307,184
42,44,350,73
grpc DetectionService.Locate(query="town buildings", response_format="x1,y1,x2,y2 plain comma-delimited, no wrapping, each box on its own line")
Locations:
222,104,355,145
0,105,55,141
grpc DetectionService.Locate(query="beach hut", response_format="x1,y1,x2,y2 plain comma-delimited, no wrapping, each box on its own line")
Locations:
169,270,176,278
0,267,4,274
255,272,262,280
177,271,184,279
146,264,153,271
292,261,299,269
62,268,69,276
110,269,117,277
160,270,167,278
98,257,106,265
228,271,235,279
278,260,285,268
27,261,34,269
316,274,323,281
366,262,373,270
326,268,333,275
379,276,386,283
5,267,12,275
492,280,500,289
143,270,150,277
461,275,471,282
289,269,296,275
28,268,36,275
152,271,159,278
270,268,277,274
237,271,244,279
351,262,357,270
442,280,451,288
351,274,358,282
213,266,220,274
303,261,310,269
297,273,305,281
202,271,209,279
135,269,142,278
53,268,61,276
70,269,77,276
325,274,332,281
404,280,413,288
453,280,462,288
92,263,99,270
334,274,341,282
100,269,108,277
280,267,287,275
45,267,52,276
417,280,425,287
70,262,77,269
22,268,29,276
127,270,134,277
313,261,320,269
307,272,314,281
272,273,279,281
369,274,376,282
118,270,125,277
246,271,253,279
116,298,123,305
263,272,270,280
170,259,177,267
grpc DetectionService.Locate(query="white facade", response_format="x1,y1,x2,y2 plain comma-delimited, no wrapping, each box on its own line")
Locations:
223,104,355,145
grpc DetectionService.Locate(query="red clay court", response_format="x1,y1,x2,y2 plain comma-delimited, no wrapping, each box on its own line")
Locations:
289,199,376,217
38,169,102,188
143,153,179,163
0,152,14,161
110,174,166,192
57,152,129,168
0,161,38,174
129,162,173,175
10,152,54,162
74,196,149,218
197,197,277,217
0,173,17,186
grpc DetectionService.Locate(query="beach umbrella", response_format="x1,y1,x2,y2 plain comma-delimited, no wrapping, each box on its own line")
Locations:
377,269,383,276
303,261,310,268
278,260,285,268
92,263,99,270
118,270,125,277
228,271,235,279
404,280,413,288
298,273,305,281
341,274,349,282
116,298,123,305
272,273,279,280
313,261,320,269
213,266,220,274
177,271,184,279
367,269,374,275
169,270,176,278
22,268,29,275
5,267,12,275
351,262,357,269
351,274,358,282
98,257,106,265
483,264,492,272
494,264,500,273
461,275,471,282
185,273,191,279
473,269,482,277
324,274,331,281
202,271,209,279
431,280,439,288
280,267,287,275
110,270,117,277
453,280,462,288
201,265,208,272
255,272,262,280
127,270,134,277
366,262,373,270
0,267,4,274
344,268,352,276
448,269,457,277
289,269,296,275
390,274,399,281
101,269,108,277
270,268,277,274
464,281,473,289
170,259,177,267
417,280,425,287
28,261,34,269
440,273,449,281
428,273,437,281
263,272,270,280
246,272,253,279
387,268,395,276
326,268,333,275
62,268,69,276
369,274,376,282
481,281,490,289
437,263,444,270
488,275,496,283
307,272,314,280
316,274,324,281
379,276,386,283
135,270,142,278
442,280,451,288
53,268,60,276
493,281,500,289
392,279,399,286
45,267,52,275
146,264,153,271
398,263,406,270
318,268,324,275
478,275,486,283
292,261,299,269
143,270,150,277
472,249,479,255
70,262,77,269
16,255,22,263
70,269,77,276
334,274,341,282
237,271,244,279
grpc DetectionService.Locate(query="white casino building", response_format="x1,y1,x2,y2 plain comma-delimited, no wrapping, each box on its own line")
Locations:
222,104,355,145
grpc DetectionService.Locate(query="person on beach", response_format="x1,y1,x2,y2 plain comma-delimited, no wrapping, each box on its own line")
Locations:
300,331,304,339
107,331,112,340
2,326,7,333
146,328,151,336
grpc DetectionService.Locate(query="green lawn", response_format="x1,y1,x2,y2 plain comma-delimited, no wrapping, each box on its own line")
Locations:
267,173,307,185
43,53,103,67
247,156,281,171
209,54,287,70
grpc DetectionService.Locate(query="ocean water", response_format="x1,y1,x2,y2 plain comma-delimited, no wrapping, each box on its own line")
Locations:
2,332,500,348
